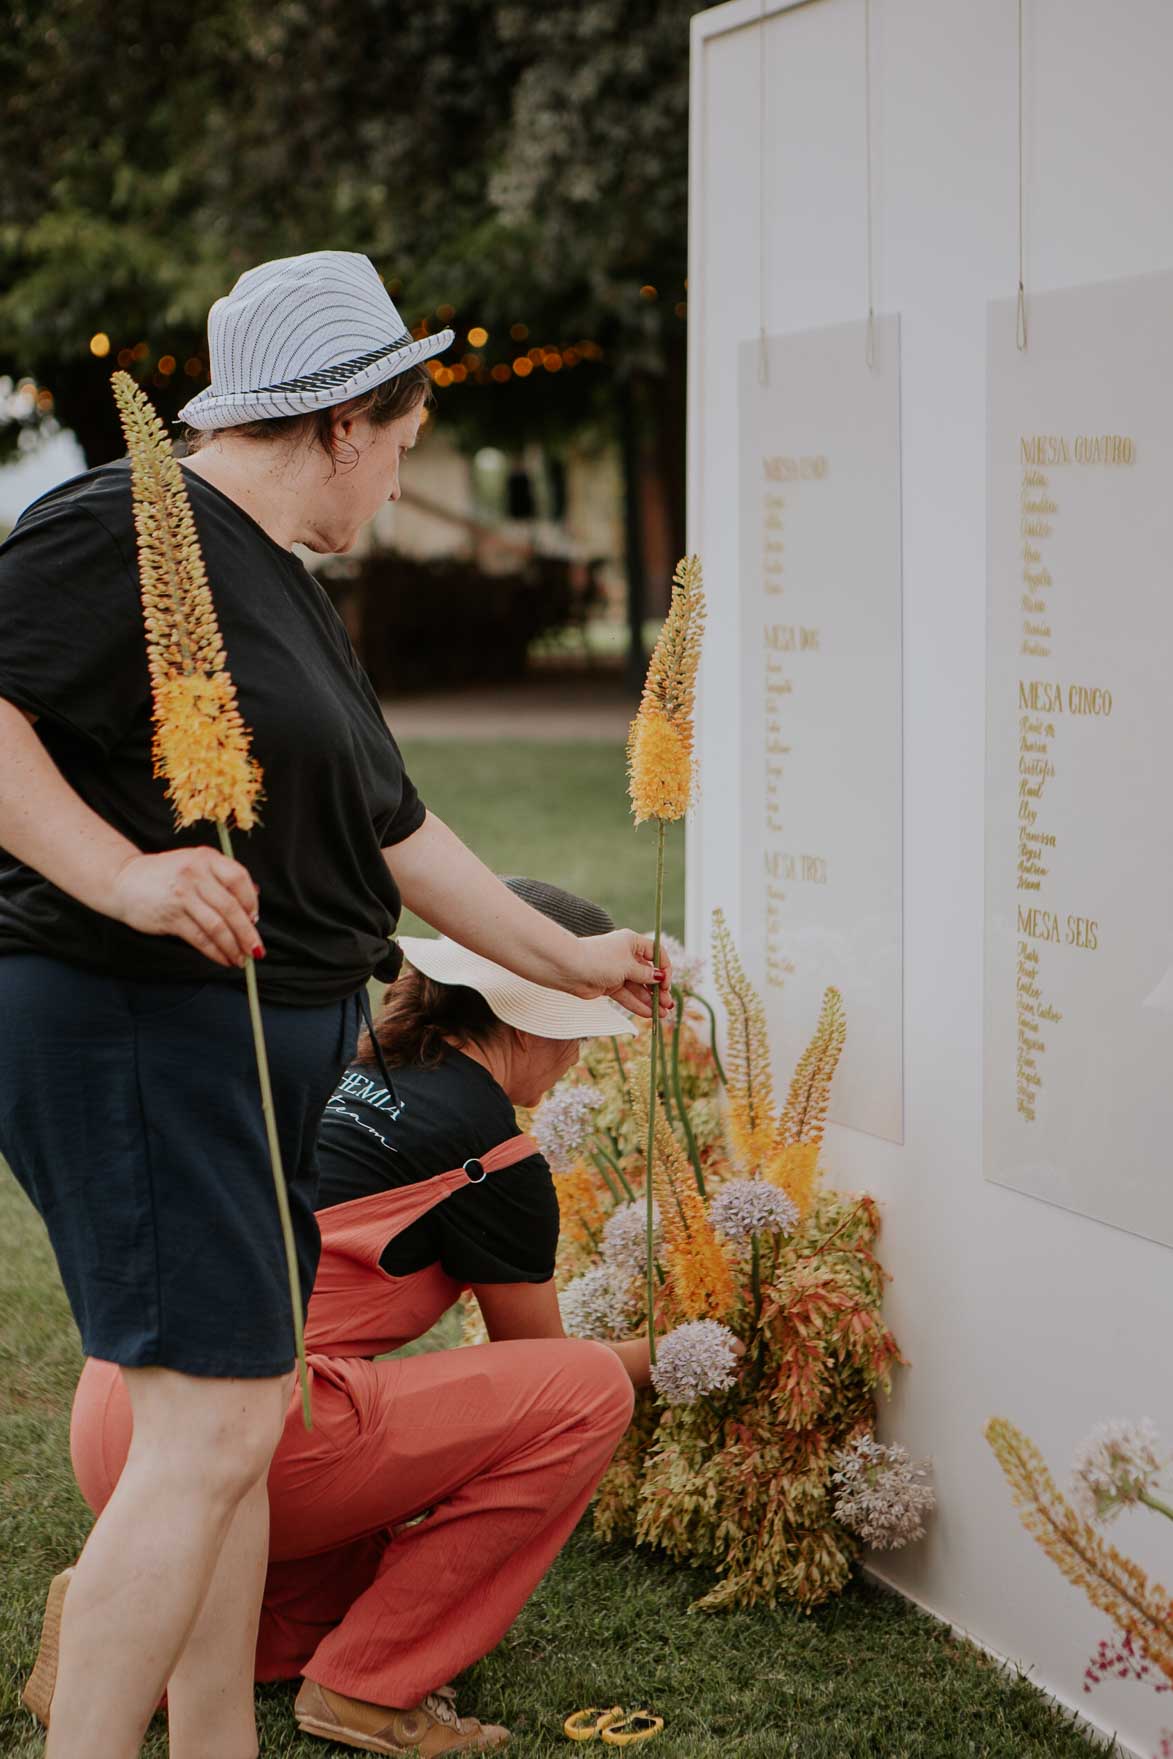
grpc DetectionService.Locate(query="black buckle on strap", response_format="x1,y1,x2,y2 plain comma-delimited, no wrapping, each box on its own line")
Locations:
463,1157,487,1184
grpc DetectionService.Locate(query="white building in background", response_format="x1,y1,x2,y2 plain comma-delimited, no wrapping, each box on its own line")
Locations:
689,3,1173,1756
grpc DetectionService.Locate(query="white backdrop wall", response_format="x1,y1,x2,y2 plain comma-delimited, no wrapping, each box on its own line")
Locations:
687,3,1173,1753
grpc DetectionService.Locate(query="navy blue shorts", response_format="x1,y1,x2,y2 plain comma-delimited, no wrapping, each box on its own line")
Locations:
0,955,359,1378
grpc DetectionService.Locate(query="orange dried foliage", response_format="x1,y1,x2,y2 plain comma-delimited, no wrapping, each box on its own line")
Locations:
710,909,776,1169
634,1066,734,1321
777,986,846,1150
554,1163,608,1249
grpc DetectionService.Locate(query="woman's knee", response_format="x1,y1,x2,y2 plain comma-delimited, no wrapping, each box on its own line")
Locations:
556,1340,636,1439
124,1367,290,1503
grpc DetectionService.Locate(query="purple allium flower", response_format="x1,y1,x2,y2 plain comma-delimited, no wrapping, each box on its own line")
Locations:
651,1320,740,1405
659,933,706,995
601,1199,661,1276
830,1435,935,1549
560,1264,629,1341
1070,1419,1168,1524
708,1178,798,1242
532,1083,600,1172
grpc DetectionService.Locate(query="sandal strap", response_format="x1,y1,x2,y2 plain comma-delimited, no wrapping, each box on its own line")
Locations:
601,1711,665,1746
564,1705,624,1740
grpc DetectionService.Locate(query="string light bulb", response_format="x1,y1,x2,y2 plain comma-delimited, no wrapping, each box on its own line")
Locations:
89,332,111,358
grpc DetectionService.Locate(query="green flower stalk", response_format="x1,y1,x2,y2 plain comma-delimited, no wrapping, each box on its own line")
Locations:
627,556,706,1363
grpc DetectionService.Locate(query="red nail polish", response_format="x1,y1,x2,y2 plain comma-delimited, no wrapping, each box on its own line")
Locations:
253,945,266,960
652,968,665,981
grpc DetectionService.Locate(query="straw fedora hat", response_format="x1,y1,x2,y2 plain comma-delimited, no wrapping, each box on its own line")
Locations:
397,878,638,1041
177,249,453,430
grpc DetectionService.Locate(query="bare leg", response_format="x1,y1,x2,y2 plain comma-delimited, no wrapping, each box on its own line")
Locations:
46,1366,287,1759
165,1473,272,1759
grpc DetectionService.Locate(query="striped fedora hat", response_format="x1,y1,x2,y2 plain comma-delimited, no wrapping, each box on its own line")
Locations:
177,250,454,430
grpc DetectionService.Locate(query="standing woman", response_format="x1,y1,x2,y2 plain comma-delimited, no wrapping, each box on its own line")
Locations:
0,251,670,1759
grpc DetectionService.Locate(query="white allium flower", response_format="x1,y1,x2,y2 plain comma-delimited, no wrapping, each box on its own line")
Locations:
560,1264,629,1341
601,1199,661,1275
651,1320,740,1405
659,933,706,995
831,1435,935,1549
1070,1419,1168,1524
532,1083,600,1172
708,1178,798,1242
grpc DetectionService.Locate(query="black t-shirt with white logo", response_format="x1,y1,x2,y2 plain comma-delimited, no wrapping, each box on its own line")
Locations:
0,461,424,1004
316,1047,559,1284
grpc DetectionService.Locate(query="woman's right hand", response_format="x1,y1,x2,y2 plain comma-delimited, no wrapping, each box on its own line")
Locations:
107,848,262,969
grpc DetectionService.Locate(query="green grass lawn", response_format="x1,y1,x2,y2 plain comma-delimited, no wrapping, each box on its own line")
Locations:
394,739,685,944
0,741,1114,1756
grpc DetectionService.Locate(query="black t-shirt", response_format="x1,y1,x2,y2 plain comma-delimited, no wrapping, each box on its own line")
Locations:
316,1047,560,1283
0,461,425,1004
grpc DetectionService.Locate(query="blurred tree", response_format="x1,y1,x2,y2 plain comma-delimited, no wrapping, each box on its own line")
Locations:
0,0,701,663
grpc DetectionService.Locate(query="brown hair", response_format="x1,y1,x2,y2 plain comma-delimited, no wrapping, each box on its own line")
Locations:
184,362,434,472
356,963,506,1071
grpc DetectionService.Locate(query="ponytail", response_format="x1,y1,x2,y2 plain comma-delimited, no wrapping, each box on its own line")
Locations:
356,962,503,1070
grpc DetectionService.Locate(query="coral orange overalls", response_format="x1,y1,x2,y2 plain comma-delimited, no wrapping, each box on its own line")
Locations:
71,1128,634,1710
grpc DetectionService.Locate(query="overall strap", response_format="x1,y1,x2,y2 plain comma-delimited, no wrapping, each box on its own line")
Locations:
317,1131,542,1260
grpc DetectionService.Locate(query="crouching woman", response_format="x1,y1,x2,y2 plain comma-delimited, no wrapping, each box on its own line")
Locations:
68,879,657,1755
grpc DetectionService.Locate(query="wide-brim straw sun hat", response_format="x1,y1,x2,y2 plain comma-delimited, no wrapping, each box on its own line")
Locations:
397,877,638,1041
177,249,454,430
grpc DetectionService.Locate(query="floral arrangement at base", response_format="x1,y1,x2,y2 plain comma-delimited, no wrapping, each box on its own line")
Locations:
465,552,931,1607
531,905,930,1611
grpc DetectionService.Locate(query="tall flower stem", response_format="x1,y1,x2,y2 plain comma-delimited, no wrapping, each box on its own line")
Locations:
657,1029,676,1129
589,1151,622,1204
217,823,312,1430
594,1143,635,1203
1140,1490,1173,1523
690,992,727,1085
670,987,706,1196
645,818,667,1364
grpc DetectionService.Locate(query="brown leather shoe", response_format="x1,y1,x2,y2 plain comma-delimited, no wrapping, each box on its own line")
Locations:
21,1567,74,1727
295,1678,510,1755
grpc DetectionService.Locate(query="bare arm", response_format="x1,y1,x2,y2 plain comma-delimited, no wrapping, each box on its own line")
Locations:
0,695,262,968
472,1277,652,1389
383,810,673,1021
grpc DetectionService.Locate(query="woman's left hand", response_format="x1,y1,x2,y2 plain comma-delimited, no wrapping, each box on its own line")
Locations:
571,930,675,1021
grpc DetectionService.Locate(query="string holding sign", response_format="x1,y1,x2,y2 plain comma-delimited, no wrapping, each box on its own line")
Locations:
864,0,876,370
1017,0,1028,351
758,0,771,387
